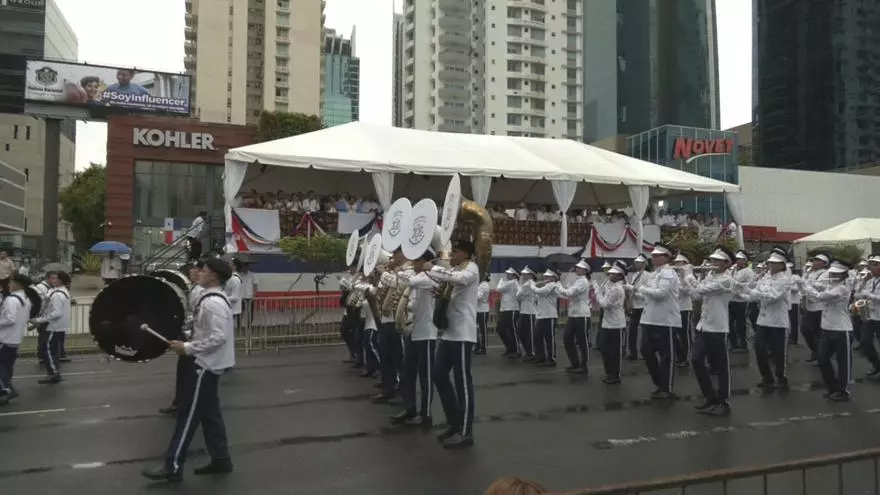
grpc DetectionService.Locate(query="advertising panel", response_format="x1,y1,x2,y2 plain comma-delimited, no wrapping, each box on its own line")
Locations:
24,60,191,115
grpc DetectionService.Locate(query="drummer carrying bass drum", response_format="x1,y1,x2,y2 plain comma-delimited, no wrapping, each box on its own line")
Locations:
160,262,202,416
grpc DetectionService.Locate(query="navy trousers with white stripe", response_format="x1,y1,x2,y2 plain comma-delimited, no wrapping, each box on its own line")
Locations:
497,311,518,354
691,332,730,403
165,366,231,473
597,328,623,379
641,324,674,393
0,343,19,394
434,340,475,437
379,323,404,395
363,328,381,373
516,313,534,356
476,313,489,352
754,326,788,384
401,338,436,418
535,318,557,363
42,331,64,376
563,316,590,368
818,330,853,395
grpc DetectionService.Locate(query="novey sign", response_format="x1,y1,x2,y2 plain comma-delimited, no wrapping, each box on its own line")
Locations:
132,128,216,151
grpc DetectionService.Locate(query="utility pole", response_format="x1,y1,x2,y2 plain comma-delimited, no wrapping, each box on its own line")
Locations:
41,117,60,262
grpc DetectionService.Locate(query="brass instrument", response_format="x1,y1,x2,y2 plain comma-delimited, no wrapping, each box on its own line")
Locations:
381,263,413,318
395,285,414,331
854,299,870,319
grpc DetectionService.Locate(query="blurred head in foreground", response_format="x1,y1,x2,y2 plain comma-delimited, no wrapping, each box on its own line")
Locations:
485,477,548,495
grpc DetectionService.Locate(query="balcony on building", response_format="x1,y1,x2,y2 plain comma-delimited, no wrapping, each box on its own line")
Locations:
439,12,469,30
438,122,471,133
508,0,546,11
509,16,545,29
184,40,196,55
437,0,469,15
438,84,469,100
438,104,469,120
438,31,469,48
185,25,196,40
438,49,469,66
438,67,469,82
184,54,196,70
276,66,290,74
276,1,290,14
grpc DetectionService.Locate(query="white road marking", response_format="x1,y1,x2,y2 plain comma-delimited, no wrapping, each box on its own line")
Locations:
16,370,111,380
72,462,106,470
0,404,110,418
283,389,302,395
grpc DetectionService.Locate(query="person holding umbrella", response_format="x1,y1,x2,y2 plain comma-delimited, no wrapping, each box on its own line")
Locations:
100,251,123,285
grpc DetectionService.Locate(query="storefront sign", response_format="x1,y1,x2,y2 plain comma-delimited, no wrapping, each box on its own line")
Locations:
672,137,734,163
132,128,215,150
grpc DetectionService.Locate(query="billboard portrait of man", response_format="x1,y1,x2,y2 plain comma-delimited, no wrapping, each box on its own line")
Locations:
105,69,149,97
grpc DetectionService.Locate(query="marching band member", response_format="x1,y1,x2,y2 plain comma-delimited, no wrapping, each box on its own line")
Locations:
372,250,408,403
561,260,591,375
800,259,854,401
160,263,202,416
596,261,612,335
802,253,831,362
673,253,694,368
630,243,680,400
225,259,244,329
517,267,538,361
339,266,361,364
728,250,754,353
787,262,802,346
0,273,32,405
391,249,439,428
476,273,491,355
625,254,649,361
143,257,235,482
496,268,521,357
32,271,71,385
688,247,736,416
852,265,869,348
590,263,626,384
418,239,479,449
359,273,382,379
32,273,52,367
740,250,792,390
857,255,880,377
533,270,563,367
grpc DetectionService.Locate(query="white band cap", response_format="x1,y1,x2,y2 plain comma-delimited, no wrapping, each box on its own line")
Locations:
812,254,831,264
521,266,535,275
575,260,590,271
505,267,518,275
735,251,748,260
601,261,611,269
608,265,625,275
673,253,689,264
650,245,672,257
634,254,648,263
829,261,850,273
708,249,731,263
868,255,880,264
767,252,787,264
543,269,558,278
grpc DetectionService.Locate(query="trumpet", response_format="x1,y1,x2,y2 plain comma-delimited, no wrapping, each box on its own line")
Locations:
854,299,871,319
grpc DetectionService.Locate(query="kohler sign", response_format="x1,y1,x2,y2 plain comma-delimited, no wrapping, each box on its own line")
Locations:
132,128,216,151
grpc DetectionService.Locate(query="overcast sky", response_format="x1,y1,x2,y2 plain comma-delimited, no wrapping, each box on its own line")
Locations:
56,0,752,170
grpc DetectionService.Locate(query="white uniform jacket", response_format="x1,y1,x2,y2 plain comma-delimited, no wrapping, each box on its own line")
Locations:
677,268,694,312
33,287,70,333
803,268,829,312
0,290,31,345
224,273,243,315
560,276,590,318
636,265,681,328
742,271,792,329
592,280,625,329
857,277,880,321
184,287,235,373
730,265,755,303
477,281,490,314
628,270,649,309
496,278,520,312
688,271,735,333
429,262,479,343
517,280,538,315
802,280,853,332
408,272,439,341
534,281,562,320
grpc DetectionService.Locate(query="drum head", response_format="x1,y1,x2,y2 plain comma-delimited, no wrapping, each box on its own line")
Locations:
402,199,439,261
440,174,461,245
346,230,360,266
24,286,42,319
149,269,192,294
382,198,412,252
363,234,385,277
89,275,187,363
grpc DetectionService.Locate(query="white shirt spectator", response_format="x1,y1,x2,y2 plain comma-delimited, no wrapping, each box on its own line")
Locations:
224,273,243,315
101,257,123,280
190,216,204,238
240,271,256,299
514,207,529,221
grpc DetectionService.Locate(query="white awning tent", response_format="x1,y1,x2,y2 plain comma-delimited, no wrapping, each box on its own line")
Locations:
224,122,744,252
792,218,880,262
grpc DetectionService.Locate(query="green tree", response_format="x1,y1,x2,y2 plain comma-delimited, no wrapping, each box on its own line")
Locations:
278,235,348,293
666,228,739,265
807,245,864,266
59,163,106,252
255,111,324,143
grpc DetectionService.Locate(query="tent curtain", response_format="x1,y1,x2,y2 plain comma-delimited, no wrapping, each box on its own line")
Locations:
551,180,578,248
469,176,491,207
223,161,249,253
628,185,650,252
725,191,745,248
371,172,395,211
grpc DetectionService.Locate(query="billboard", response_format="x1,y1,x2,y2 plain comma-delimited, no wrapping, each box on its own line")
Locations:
24,60,191,115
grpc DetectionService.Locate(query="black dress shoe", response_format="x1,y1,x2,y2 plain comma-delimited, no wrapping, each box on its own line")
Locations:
59,357,72,363
359,370,376,378
193,460,233,475
370,393,394,404
694,400,716,411
602,377,621,385
158,406,178,415
705,402,732,417
391,410,417,424
536,361,556,367
0,394,9,406
567,368,587,375
38,375,61,385
141,466,182,482
829,391,851,402
437,427,457,443
411,416,433,428
442,434,474,449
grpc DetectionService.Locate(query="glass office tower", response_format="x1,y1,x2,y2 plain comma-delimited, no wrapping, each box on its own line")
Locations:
322,29,360,128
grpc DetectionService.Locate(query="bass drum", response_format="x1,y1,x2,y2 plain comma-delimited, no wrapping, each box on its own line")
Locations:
89,275,188,363
149,269,192,294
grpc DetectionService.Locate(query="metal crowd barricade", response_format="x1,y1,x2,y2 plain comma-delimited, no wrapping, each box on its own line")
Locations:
566,448,880,495
243,294,346,353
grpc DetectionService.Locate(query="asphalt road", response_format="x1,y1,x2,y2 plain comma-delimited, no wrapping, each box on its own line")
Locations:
2,344,880,495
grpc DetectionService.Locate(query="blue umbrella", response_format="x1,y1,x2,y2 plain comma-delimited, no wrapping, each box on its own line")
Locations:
89,241,131,254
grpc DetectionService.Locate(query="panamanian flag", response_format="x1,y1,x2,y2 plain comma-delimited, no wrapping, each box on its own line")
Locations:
163,218,183,245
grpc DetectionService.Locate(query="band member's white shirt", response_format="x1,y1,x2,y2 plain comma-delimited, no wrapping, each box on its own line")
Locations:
189,285,205,311
33,287,70,333
363,284,379,331
339,275,353,292
688,271,735,333
408,273,439,341
378,271,399,324
534,281,562,319
496,278,520,312
32,280,51,317
803,268,829,312
592,280,626,328
636,265,681,328
224,273,243,316
730,264,755,303
802,280,853,332
676,267,694,312
240,271,256,299
789,273,802,309
100,257,122,280
0,289,30,345
628,270,648,309
429,261,479,343
517,280,538,315
857,277,880,321
477,281,490,313
184,286,235,373
561,275,590,318
741,270,792,328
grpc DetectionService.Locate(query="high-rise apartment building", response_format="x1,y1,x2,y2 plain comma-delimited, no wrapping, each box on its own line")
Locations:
392,13,404,127
400,0,583,139
582,0,720,143
322,28,359,127
184,0,324,126
753,0,880,171
0,0,77,253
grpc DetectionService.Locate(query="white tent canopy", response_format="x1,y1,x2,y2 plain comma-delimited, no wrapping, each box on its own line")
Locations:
224,122,744,251
792,218,880,262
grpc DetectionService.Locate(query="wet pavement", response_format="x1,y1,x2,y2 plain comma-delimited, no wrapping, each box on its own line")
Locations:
2,344,880,494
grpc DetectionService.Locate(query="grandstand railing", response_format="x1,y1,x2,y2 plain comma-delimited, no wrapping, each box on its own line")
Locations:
567,448,880,495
